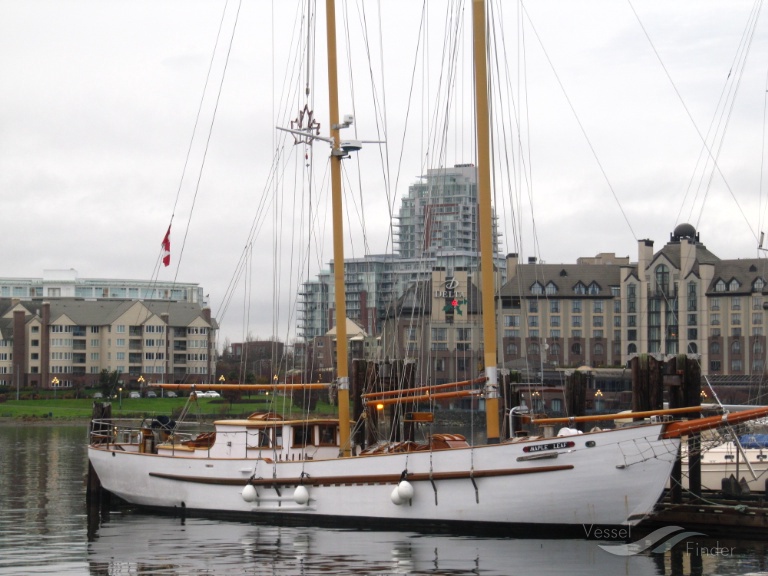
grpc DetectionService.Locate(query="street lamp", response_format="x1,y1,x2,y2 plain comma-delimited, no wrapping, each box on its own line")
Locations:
118,386,122,409
219,375,225,384
138,374,145,391
52,377,59,400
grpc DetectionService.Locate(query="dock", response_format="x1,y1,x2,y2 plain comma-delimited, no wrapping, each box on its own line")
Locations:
640,491,768,538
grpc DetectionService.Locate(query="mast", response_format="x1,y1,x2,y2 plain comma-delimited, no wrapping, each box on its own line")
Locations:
325,0,352,456
472,0,500,443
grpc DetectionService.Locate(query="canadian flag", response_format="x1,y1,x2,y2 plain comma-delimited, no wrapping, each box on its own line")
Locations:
161,226,171,267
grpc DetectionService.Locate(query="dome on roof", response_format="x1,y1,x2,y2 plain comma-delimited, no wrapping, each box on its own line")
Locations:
672,223,697,240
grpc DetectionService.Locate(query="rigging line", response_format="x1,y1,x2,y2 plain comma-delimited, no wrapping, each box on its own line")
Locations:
692,1,762,233
138,0,236,346
490,0,532,264
214,146,283,325
761,69,768,245
520,2,638,242
160,0,232,261
626,0,761,243
174,0,244,282
341,2,370,257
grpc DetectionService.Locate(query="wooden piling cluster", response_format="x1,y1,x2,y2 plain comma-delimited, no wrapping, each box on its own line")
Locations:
631,354,702,502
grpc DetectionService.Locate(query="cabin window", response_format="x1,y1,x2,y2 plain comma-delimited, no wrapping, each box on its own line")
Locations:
250,430,271,448
292,425,314,447
318,425,336,446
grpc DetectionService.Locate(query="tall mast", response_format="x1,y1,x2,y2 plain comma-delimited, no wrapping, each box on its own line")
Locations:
472,0,500,443
325,0,352,456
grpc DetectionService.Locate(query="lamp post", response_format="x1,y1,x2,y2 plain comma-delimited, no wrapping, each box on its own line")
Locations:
52,377,59,400
219,375,225,384
137,375,145,394
594,389,603,412
118,387,122,409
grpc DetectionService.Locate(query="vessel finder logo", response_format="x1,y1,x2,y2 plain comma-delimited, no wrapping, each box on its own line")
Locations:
588,525,705,556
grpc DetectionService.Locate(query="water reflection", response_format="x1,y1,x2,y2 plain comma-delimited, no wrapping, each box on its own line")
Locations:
87,513,661,576
1,424,768,576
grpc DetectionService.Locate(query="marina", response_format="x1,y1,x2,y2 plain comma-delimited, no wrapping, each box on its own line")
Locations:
3,423,768,576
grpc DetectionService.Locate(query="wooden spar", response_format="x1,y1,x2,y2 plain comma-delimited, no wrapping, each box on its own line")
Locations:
368,389,482,408
472,0,500,444
326,0,352,456
156,383,329,391
531,405,705,425
662,406,768,439
361,377,487,401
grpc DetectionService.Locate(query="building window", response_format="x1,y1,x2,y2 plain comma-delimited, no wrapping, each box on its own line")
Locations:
755,278,765,292
732,314,741,325
628,343,637,354
505,316,520,327
688,282,697,311
711,313,720,325
593,316,604,327
710,342,720,355
688,342,698,354
528,316,539,327
550,316,561,327
593,301,604,313
550,301,560,313
588,282,601,295
435,358,445,372
687,328,698,340
529,343,540,355
710,360,721,372
593,330,604,339
715,280,726,292
688,314,697,326
572,300,582,313
655,264,669,295
732,297,742,310
594,343,604,355
531,283,543,295
550,329,561,339
529,300,539,313
730,279,741,291
545,282,558,295
572,316,582,327
571,343,582,355
731,359,743,372
627,329,637,341
574,283,586,295
732,340,741,354
710,328,721,337
506,343,518,355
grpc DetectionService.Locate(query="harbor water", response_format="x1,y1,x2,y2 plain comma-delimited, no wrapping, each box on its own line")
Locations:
1,424,767,575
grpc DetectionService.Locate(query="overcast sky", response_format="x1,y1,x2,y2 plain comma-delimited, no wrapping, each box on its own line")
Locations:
2,1,767,349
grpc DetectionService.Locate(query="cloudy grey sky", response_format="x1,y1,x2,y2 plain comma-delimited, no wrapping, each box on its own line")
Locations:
2,1,767,348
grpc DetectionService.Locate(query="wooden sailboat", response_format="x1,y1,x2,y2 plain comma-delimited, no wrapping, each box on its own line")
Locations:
88,0,768,533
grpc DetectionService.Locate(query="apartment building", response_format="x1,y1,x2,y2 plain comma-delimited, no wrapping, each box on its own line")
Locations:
0,298,217,390
500,224,767,376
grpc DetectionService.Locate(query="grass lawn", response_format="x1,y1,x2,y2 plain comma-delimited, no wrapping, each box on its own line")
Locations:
0,392,339,421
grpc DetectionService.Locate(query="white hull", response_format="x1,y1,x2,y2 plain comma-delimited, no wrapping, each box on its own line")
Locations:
683,442,768,493
89,422,678,530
